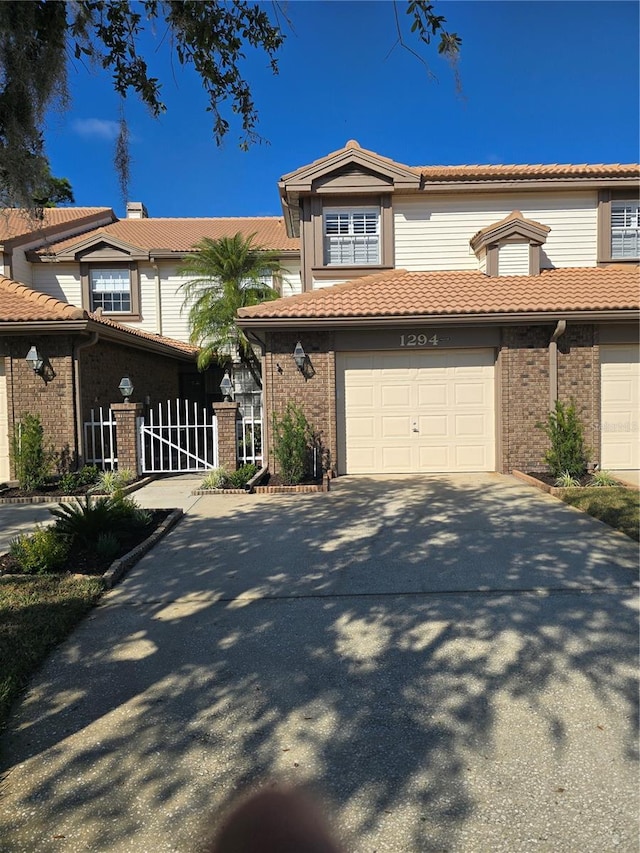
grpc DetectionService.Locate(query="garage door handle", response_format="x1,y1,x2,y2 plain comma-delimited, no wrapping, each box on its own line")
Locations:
412,422,419,433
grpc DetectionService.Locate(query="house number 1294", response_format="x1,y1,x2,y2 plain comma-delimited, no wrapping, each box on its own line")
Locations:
400,333,441,347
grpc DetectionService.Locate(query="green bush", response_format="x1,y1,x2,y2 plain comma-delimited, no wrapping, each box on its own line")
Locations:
227,463,258,488
272,403,312,485
201,467,230,489
554,471,581,488
11,414,53,491
9,526,69,574
95,468,136,494
589,469,618,487
95,532,121,563
537,400,588,479
49,494,150,549
59,465,100,493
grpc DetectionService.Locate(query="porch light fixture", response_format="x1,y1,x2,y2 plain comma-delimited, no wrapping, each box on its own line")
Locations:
219,370,234,402
293,341,306,372
25,345,45,375
118,376,134,402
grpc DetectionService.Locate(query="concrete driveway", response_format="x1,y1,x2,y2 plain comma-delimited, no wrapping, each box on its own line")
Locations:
0,474,638,852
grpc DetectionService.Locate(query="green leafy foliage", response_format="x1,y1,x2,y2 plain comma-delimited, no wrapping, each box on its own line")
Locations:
227,463,259,488
59,465,100,493
96,467,136,494
9,526,69,575
589,469,619,487
272,403,312,485
11,413,53,492
49,493,150,550
179,233,281,383
537,401,588,479
554,471,581,488
201,467,231,489
95,532,121,564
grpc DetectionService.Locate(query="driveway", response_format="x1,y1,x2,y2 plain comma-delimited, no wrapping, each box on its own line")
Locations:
0,474,638,852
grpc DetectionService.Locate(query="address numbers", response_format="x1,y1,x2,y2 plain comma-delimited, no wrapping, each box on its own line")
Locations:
399,333,450,347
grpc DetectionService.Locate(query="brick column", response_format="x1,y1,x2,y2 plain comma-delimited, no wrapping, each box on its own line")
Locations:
111,402,143,476
213,402,239,472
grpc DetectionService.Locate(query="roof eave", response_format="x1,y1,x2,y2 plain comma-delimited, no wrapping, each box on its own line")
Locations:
238,308,640,330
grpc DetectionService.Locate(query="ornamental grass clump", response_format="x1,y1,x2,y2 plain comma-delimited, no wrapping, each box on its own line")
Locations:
537,400,588,479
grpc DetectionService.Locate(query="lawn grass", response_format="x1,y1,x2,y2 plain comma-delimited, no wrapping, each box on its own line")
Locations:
560,487,640,541
0,574,104,731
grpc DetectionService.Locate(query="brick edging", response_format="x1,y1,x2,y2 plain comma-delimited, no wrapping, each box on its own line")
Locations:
0,476,157,505
191,488,248,495
511,468,631,496
101,508,183,589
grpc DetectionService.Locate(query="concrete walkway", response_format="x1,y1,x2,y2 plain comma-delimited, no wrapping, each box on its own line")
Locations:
0,474,638,852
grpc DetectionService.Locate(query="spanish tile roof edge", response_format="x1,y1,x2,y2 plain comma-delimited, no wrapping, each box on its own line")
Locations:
0,275,87,320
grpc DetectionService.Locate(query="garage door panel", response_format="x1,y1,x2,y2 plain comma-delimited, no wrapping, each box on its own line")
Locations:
417,383,447,406
339,348,495,474
382,416,412,437
601,344,639,470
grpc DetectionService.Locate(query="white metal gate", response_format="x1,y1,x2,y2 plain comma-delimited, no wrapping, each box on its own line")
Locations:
140,399,219,473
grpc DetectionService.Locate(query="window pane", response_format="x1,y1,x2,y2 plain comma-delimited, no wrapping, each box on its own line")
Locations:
611,202,640,259
323,209,380,264
90,268,131,312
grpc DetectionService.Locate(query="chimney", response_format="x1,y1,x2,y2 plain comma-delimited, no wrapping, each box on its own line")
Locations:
126,201,148,219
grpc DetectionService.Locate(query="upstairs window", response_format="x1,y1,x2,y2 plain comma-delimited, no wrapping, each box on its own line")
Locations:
90,268,131,313
323,208,380,265
611,202,640,258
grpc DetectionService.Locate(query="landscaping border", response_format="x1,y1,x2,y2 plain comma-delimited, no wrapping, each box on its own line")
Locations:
0,476,157,505
512,469,631,497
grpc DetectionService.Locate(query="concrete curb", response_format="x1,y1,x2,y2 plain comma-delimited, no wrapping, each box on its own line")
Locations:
0,476,157,506
101,508,184,589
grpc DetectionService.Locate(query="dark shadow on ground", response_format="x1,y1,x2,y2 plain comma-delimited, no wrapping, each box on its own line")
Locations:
0,475,638,852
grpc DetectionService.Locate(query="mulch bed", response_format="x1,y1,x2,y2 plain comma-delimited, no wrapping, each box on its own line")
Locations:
0,483,96,499
0,509,172,576
525,471,595,487
257,473,323,487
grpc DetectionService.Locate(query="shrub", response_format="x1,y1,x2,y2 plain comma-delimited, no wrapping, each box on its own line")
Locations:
272,403,312,485
95,532,121,563
537,400,588,479
201,467,230,489
50,494,150,549
59,465,100,493
11,414,53,491
9,526,69,574
96,468,136,494
589,469,619,487
227,463,258,488
554,471,581,488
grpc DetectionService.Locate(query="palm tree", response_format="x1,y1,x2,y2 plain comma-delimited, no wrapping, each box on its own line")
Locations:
179,233,282,387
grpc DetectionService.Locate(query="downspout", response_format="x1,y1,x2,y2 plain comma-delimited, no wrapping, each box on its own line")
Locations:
153,262,163,335
549,319,567,410
73,332,99,467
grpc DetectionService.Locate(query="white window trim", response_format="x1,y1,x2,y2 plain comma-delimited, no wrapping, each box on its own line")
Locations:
323,207,380,266
611,200,640,259
90,267,132,314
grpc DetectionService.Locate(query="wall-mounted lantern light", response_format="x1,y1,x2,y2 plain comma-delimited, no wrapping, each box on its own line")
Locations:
25,345,45,375
118,376,134,402
293,341,306,372
220,370,234,402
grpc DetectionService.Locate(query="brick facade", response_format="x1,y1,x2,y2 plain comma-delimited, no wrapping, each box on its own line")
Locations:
80,339,181,419
0,333,188,477
499,324,599,473
212,402,240,471
1,335,77,473
111,402,143,475
263,331,336,475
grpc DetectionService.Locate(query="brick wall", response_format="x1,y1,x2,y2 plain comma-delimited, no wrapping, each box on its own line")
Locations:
0,335,77,473
499,324,598,472
80,339,182,419
263,331,336,474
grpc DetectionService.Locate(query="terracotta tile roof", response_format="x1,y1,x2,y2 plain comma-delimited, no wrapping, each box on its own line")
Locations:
0,275,86,320
0,208,113,243
471,210,551,243
282,141,639,183
0,275,196,356
36,217,299,256
238,266,640,321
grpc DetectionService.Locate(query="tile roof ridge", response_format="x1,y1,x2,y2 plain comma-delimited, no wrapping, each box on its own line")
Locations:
122,215,285,222
0,275,86,319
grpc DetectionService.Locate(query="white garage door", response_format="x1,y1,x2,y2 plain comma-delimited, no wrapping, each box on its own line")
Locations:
600,344,639,470
0,362,9,483
337,349,495,474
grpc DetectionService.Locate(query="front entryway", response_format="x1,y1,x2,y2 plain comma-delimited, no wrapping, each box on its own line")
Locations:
336,348,496,474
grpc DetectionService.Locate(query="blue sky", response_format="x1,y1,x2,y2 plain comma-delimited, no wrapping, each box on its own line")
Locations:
45,1,640,218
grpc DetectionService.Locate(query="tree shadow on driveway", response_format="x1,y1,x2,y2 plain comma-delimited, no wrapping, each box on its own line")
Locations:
0,475,638,852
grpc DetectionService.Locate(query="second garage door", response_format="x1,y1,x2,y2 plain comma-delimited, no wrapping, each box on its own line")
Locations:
337,349,496,474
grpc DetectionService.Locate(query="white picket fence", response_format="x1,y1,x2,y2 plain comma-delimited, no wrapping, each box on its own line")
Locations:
84,407,117,470
140,399,219,473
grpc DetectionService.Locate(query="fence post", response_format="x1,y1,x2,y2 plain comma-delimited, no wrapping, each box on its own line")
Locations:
111,402,143,476
212,401,239,471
